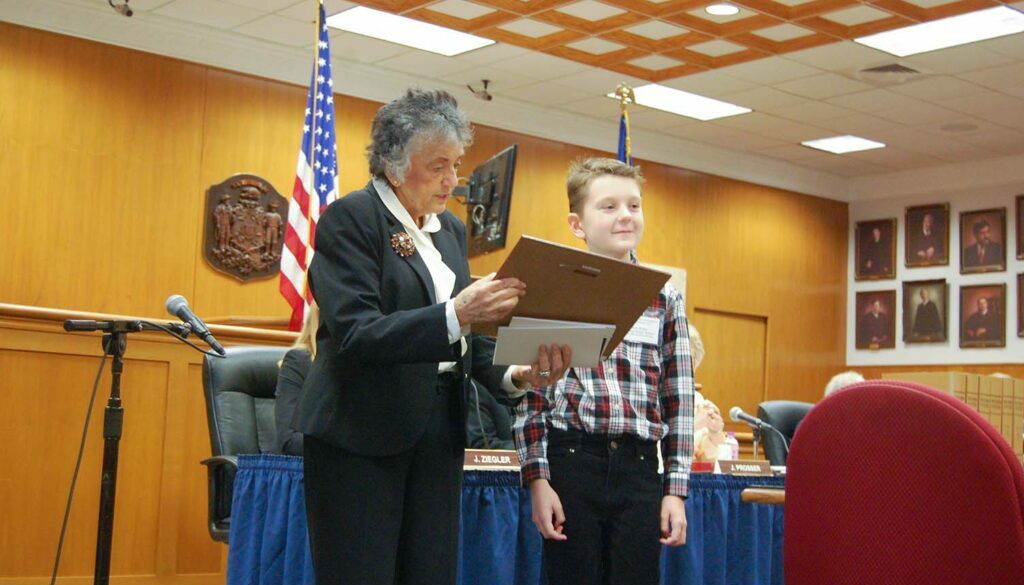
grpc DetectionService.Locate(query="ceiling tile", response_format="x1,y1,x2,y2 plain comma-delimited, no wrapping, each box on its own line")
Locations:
752,23,816,42
628,55,685,70
560,96,622,120
957,62,1024,91
805,156,891,177
625,20,688,40
713,112,829,142
956,128,1024,155
154,0,265,29
718,56,822,85
976,30,1024,59
556,68,646,95
455,43,531,64
774,73,873,100
329,31,409,63
766,101,856,122
492,52,590,80
440,66,540,93
937,93,1024,129
718,132,791,152
783,41,893,72
376,51,477,78
555,1,627,21
427,0,497,20
501,81,594,106
820,5,891,26
629,107,698,131
871,100,962,126
225,0,296,10
902,44,1014,75
565,38,626,54
660,71,757,97
890,76,988,101
234,14,313,46
718,86,808,110
759,143,832,163
688,39,747,57
278,0,354,20
497,18,563,38
131,0,176,9
846,146,943,169
816,113,896,136
825,88,911,113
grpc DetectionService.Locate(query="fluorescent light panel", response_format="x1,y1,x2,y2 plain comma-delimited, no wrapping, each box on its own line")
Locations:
855,6,1024,57
801,135,886,154
607,84,751,121
326,6,494,57
705,4,740,16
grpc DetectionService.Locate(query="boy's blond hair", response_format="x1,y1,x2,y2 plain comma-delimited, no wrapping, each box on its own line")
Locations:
566,157,644,214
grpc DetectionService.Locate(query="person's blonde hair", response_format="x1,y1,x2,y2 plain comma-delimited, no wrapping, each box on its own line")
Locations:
282,303,319,366
688,323,705,371
566,157,644,214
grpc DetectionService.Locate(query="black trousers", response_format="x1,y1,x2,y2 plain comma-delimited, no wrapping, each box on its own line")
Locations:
303,374,464,585
543,429,663,585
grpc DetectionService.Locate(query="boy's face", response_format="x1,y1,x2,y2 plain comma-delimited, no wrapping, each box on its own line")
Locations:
568,175,644,260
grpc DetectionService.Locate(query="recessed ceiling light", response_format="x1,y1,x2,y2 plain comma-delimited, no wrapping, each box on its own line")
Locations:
606,84,751,121
705,4,740,16
326,6,494,57
855,6,1024,57
801,135,886,154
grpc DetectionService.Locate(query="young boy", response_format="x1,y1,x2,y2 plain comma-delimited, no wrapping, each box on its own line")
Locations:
513,157,694,585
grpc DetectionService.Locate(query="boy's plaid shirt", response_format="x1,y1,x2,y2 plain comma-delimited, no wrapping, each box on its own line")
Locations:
513,282,695,497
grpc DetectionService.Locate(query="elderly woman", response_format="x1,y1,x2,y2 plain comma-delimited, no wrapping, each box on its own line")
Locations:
295,89,567,585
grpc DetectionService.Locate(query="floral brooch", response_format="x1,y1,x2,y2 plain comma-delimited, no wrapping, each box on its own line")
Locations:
391,232,416,258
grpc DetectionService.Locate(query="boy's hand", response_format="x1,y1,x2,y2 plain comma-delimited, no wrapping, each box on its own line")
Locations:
511,344,572,388
529,479,568,541
659,495,687,546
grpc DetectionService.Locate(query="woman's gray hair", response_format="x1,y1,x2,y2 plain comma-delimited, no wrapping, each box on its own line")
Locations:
824,371,865,396
367,89,473,182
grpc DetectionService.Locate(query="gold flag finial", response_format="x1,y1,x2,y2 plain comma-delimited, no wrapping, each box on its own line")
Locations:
614,83,635,113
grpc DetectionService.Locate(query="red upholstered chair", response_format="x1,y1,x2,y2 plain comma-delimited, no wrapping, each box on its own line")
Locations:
785,380,1024,585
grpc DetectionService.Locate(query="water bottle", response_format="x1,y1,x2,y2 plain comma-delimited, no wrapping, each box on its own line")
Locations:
724,432,740,460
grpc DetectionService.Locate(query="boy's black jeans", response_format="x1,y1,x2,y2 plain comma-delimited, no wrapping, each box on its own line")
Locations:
543,428,664,585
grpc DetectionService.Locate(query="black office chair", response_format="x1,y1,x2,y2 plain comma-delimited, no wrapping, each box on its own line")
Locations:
757,400,813,466
201,345,287,543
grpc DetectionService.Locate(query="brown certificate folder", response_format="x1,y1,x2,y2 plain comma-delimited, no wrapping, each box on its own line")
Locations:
493,236,671,358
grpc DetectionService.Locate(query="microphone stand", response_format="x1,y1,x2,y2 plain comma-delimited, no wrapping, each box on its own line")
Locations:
62,319,192,585
751,427,761,460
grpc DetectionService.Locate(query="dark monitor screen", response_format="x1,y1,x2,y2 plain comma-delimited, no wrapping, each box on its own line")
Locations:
464,145,517,257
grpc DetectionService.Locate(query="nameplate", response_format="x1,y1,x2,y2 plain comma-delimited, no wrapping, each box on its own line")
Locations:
464,449,520,470
718,460,773,476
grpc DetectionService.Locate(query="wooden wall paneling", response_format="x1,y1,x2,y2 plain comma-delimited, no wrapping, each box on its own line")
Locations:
175,363,225,575
0,344,168,577
0,23,207,318
691,307,769,434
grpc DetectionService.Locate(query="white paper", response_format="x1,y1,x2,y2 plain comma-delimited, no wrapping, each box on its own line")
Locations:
624,316,660,345
493,319,616,368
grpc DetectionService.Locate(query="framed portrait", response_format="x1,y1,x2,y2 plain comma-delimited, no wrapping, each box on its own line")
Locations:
902,279,947,343
905,203,949,267
855,218,896,281
855,290,896,350
1016,195,1023,260
960,208,1006,274
960,283,1006,348
1019,273,1023,338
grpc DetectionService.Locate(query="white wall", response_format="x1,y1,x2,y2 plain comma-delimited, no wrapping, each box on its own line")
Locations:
847,187,1022,366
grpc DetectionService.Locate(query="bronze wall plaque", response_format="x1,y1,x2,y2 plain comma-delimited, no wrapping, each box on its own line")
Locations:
203,174,287,282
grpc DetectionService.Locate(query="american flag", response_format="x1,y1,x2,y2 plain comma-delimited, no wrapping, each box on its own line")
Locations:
280,0,338,331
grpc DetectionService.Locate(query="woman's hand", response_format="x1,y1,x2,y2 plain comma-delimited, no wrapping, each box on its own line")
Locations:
454,273,525,325
510,344,572,388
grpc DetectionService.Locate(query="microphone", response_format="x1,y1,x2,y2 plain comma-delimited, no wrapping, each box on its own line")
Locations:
729,406,774,431
165,295,226,356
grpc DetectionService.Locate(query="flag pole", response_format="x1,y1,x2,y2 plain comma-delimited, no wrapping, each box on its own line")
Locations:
303,0,324,303
614,83,635,165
